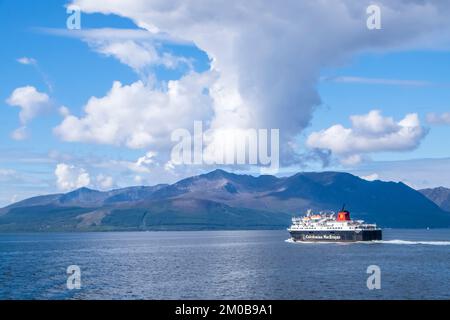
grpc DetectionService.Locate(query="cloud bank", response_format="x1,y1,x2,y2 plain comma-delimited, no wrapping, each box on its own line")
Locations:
59,0,450,171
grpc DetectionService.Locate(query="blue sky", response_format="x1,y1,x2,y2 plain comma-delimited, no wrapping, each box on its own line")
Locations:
1,0,450,206
314,51,450,160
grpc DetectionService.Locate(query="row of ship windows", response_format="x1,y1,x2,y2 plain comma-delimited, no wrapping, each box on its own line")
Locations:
297,227,352,229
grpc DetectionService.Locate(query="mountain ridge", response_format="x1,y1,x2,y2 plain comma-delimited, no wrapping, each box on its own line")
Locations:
1,170,449,231
419,186,450,212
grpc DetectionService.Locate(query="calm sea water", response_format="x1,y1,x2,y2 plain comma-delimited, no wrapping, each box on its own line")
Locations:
0,229,449,300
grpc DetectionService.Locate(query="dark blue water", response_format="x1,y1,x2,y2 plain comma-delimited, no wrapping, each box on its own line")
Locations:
0,229,449,300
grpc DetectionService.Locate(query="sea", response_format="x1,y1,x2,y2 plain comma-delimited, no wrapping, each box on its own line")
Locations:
0,229,449,300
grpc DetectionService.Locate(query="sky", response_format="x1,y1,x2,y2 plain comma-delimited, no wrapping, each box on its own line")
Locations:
1,0,450,206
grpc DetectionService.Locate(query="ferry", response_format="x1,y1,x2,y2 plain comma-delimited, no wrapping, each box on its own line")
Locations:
288,205,382,242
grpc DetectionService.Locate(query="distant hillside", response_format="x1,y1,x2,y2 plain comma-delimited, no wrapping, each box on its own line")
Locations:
1,170,449,231
419,187,450,212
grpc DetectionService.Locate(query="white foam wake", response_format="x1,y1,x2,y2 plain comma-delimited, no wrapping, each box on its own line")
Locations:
285,239,450,245
374,240,450,246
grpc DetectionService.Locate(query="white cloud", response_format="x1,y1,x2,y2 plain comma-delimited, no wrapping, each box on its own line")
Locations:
55,163,91,191
109,151,160,174
40,27,192,75
6,85,51,140
59,106,71,117
10,194,19,204
10,126,28,141
61,0,450,170
0,169,17,181
307,110,428,165
38,27,189,44
360,173,379,181
88,39,191,74
350,110,400,136
96,174,114,189
58,0,450,170
94,40,159,72
134,175,144,185
6,86,50,124
427,112,450,125
54,72,215,149
15,57,53,92
164,160,176,172
324,76,432,87
135,151,157,169
17,57,37,65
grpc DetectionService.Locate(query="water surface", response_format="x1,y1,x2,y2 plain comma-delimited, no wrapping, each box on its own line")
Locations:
0,229,449,299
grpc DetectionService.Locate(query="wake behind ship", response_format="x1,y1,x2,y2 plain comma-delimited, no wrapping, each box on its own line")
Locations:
288,206,382,242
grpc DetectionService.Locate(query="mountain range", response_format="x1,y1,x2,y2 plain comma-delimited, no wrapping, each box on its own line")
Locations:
1,169,450,231
419,186,450,212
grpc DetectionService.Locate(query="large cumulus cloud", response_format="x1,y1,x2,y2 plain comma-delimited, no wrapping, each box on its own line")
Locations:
60,0,450,167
